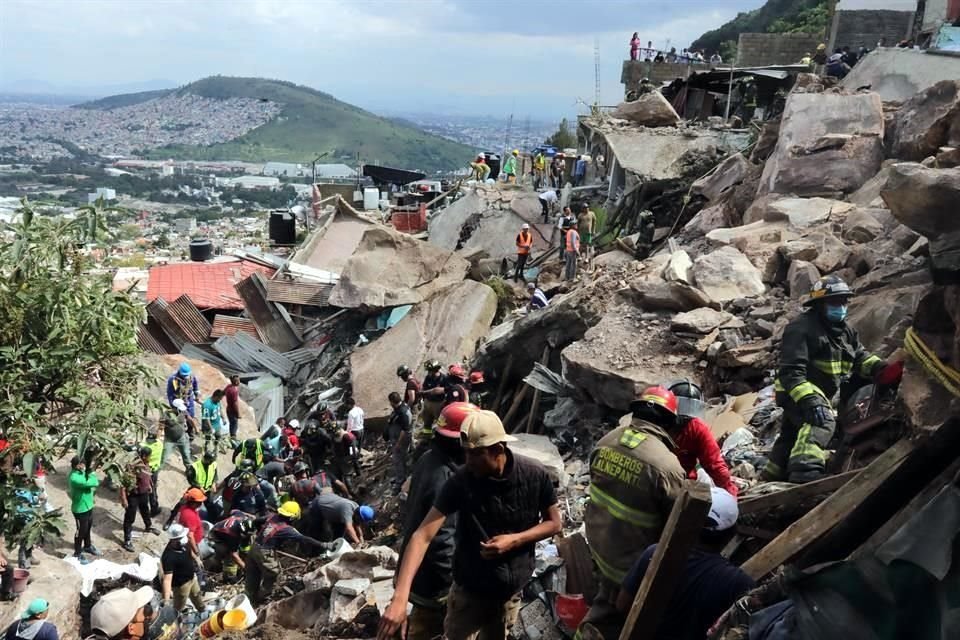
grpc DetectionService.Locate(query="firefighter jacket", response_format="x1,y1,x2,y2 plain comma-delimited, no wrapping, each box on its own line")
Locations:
584,417,686,584
775,308,883,407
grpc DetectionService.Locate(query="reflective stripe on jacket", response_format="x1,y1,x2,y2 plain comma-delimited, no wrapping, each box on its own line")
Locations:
584,418,686,584
516,231,533,255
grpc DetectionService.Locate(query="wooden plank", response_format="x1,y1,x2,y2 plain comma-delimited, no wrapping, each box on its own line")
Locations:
555,532,597,604
738,470,861,515
619,482,712,640
739,439,916,581
493,353,514,413
525,347,550,433
503,384,530,433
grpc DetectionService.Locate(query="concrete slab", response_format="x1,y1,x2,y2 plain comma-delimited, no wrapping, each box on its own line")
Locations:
841,48,960,103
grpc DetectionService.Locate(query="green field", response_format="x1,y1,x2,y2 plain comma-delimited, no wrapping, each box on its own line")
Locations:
126,76,473,173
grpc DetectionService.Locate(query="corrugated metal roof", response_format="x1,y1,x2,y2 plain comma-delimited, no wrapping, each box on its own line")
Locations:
137,324,169,355
211,335,260,371
211,315,263,341
232,332,297,379
167,295,213,343
249,383,284,432
145,297,190,349
234,272,302,352
147,260,276,311
264,280,333,307
285,345,327,366
180,343,252,377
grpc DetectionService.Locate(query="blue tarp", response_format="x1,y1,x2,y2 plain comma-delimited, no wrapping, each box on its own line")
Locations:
933,26,960,52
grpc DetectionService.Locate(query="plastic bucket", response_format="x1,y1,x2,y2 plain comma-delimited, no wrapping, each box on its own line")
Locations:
555,593,588,630
199,610,226,638
226,594,257,629
222,610,247,630
12,569,30,594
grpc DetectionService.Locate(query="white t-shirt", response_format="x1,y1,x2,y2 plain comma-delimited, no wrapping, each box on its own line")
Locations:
539,190,558,204
347,406,365,433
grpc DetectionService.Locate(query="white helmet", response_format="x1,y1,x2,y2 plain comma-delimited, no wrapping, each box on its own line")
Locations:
168,523,188,541
288,419,300,430
478,152,485,159
172,399,187,413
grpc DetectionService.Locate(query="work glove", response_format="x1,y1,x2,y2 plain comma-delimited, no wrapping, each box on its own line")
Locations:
798,395,832,429
874,361,904,386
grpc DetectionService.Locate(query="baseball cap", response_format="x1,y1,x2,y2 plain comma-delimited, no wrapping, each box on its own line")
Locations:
706,488,738,532
90,587,155,638
22,598,49,620
459,410,516,449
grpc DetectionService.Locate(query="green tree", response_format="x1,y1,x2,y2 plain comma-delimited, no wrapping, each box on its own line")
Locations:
154,231,171,249
545,118,577,150
0,199,157,546
719,40,739,65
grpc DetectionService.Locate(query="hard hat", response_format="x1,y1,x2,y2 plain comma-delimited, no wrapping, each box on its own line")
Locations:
665,379,706,419
634,386,679,418
238,518,255,535
469,370,485,384
478,152,485,160
804,275,853,306
706,488,738,532
168,523,189,541
293,461,310,475
526,282,536,290
241,472,258,488
396,364,411,378
512,149,519,155
358,505,375,522
184,488,206,503
278,501,301,519
641,76,650,82
817,43,826,50
138,446,152,457
521,223,530,230
172,398,187,413
448,363,466,378
288,419,300,430
435,401,480,438
424,359,442,372
244,437,257,448
202,449,216,462
178,363,192,376
237,458,255,473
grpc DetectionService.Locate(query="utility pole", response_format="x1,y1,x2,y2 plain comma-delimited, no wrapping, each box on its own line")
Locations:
594,37,602,113
502,113,514,165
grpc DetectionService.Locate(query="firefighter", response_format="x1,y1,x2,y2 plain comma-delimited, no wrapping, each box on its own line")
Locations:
417,360,446,449
763,276,901,484
210,510,257,583
583,386,686,617
233,438,265,470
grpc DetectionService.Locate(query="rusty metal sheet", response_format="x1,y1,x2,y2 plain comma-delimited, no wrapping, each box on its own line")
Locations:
235,272,302,352
145,297,190,350
137,323,170,355
264,279,333,307
231,332,297,379
167,295,213,344
211,315,263,341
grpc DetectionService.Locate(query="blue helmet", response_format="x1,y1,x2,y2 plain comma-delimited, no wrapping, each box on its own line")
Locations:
358,505,375,522
178,362,192,377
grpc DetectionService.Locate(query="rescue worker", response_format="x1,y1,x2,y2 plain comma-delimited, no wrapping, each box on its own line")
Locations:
175,488,206,557
140,426,163,517
397,364,422,424
664,380,739,496
120,447,160,552
210,510,257,583
398,402,476,640
637,77,654,95
387,391,413,493
503,149,518,183
444,364,469,406
533,151,546,189
215,458,255,518
187,450,220,520
467,370,487,409
738,76,758,125
419,361,446,441
233,437,265,469
564,220,580,281
514,223,534,282
289,462,350,509
200,389,226,453
165,363,199,431
583,386,686,617
538,188,558,223
229,472,267,516
526,282,549,312
300,419,333,472
246,501,338,604
470,153,491,182
764,276,900,484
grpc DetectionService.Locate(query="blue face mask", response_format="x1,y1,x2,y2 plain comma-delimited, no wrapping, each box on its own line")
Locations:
825,304,848,323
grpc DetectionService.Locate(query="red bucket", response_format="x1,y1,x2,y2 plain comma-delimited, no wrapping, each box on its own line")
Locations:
12,568,30,594
555,593,588,630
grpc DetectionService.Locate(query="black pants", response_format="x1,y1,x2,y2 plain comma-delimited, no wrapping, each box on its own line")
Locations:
149,471,160,516
228,414,239,438
540,199,550,222
123,493,152,542
514,253,528,281
74,510,93,555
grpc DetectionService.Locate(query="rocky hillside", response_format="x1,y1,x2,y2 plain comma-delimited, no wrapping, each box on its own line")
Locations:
690,0,830,55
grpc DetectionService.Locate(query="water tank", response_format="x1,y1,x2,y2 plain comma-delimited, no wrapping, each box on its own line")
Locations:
268,211,296,245
188,238,212,262
363,187,379,210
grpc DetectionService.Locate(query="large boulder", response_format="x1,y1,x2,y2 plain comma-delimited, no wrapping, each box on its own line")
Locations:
805,231,852,274
762,197,855,228
627,276,718,312
758,92,885,197
842,208,885,243
612,91,681,127
848,284,928,354
350,280,496,421
511,434,566,487
692,246,766,303
848,165,891,207
670,308,734,334
661,250,693,284
787,260,820,299
885,80,960,162
691,153,750,201
330,226,470,309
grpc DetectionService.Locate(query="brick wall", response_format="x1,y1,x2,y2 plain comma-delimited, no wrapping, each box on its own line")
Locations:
831,9,914,49
621,60,707,96
736,32,823,66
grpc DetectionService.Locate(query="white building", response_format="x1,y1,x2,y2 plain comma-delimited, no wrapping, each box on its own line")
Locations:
87,187,117,204
229,176,281,190
314,163,357,179
262,162,304,177
174,218,197,234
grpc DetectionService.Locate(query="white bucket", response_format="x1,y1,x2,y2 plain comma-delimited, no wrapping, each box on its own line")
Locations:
226,594,257,629
363,187,379,210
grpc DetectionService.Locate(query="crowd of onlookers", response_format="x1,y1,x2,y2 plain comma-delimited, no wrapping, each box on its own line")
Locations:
629,33,723,65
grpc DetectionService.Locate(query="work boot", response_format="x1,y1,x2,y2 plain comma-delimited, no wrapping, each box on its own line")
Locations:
121,540,135,552
788,469,825,484
83,545,102,557
147,527,161,535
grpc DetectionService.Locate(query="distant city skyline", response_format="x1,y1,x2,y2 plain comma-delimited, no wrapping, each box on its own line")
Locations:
1,0,760,119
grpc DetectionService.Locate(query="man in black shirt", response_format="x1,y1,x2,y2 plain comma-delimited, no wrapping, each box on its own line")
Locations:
161,524,204,612
387,392,412,493
378,410,562,640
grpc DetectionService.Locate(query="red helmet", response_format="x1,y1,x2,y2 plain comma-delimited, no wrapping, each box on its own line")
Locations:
637,386,679,417
448,363,466,378
469,370,485,384
435,402,479,438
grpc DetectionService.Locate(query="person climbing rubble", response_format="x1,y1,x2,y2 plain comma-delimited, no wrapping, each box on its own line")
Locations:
306,494,372,546
538,188,558,224
387,391,413,493
245,501,339,605
763,276,902,484
289,462,350,509
584,386,687,619
378,410,562,640
470,153,491,182
527,282,549,312
165,363,199,436
162,403,192,468
665,380,739,497
210,510,257,584
514,223,534,282
398,402,477,640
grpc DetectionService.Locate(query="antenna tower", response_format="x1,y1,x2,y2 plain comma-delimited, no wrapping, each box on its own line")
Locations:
594,37,601,109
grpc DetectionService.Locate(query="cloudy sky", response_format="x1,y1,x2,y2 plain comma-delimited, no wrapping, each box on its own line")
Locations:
1,0,759,118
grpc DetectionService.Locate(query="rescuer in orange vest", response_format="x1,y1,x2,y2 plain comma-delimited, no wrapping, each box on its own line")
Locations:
514,223,534,282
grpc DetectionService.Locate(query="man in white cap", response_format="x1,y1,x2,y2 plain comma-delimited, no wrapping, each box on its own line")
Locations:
378,410,562,640
514,223,534,282
87,586,170,640
160,524,204,612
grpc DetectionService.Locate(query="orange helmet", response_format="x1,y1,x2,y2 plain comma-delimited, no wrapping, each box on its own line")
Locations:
183,488,206,503
435,402,479,438
469,370,485,384
636,386,679,417
448,363,466,379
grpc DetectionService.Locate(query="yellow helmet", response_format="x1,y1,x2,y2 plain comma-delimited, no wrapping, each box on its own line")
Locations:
512,149,519,155
278,501,301,519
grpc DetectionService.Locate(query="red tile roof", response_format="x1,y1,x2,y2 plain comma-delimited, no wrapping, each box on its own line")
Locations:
146,260,276,311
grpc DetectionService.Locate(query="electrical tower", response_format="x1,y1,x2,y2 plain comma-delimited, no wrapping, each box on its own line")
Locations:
594,37,601,110
502,113,513,162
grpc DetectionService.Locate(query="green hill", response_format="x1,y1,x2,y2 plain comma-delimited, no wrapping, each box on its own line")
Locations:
691,0,830,59
73,89,173,110
136,76,472,172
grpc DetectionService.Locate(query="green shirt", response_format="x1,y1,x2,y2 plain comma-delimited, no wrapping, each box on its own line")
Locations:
504,156,517,175
69,469,100,514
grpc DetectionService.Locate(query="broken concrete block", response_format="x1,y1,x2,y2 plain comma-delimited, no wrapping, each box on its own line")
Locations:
759,92,885,197
334,577,371,597
670,308,734,334
263,589,330,630
716,339,775,369
762,197,855,228
302,547,399,592
511,434,566,487
787,260,821,299
691,152,750,201
684,201,732,236
661,250,693,284
628,277,718,312
806,232,852,274
328,591,367,625
692,246,766,303
779,240,819,263
885,80,960,161
842,208,885,243
611,91,681,127
593,249,635,268
329,225,470,309
350,280,496,421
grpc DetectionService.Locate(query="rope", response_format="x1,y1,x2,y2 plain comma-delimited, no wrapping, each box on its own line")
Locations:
904,327,960,397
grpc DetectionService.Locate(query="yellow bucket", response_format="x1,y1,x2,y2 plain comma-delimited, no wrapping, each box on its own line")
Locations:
222,610,247,631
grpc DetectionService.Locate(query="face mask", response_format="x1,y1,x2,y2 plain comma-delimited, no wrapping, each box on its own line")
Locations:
825,304,848,323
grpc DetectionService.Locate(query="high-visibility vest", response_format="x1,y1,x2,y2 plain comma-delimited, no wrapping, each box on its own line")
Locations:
234,440,264,468
517,231,533,255
191,460,217,491
565,229,579,253
142,440,163,472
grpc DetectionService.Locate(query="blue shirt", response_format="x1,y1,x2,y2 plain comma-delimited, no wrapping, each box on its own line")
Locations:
201,397,223,433
574,159,587,176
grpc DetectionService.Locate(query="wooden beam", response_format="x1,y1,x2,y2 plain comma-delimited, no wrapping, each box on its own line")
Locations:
503,384,530,432
619,482,712,640
738,469,861,515
525,346,550,433
556,532,598,604
493,353,514,412
739,439,915,581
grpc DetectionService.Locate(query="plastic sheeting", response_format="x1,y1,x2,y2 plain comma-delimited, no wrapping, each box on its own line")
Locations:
64,552,161,596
